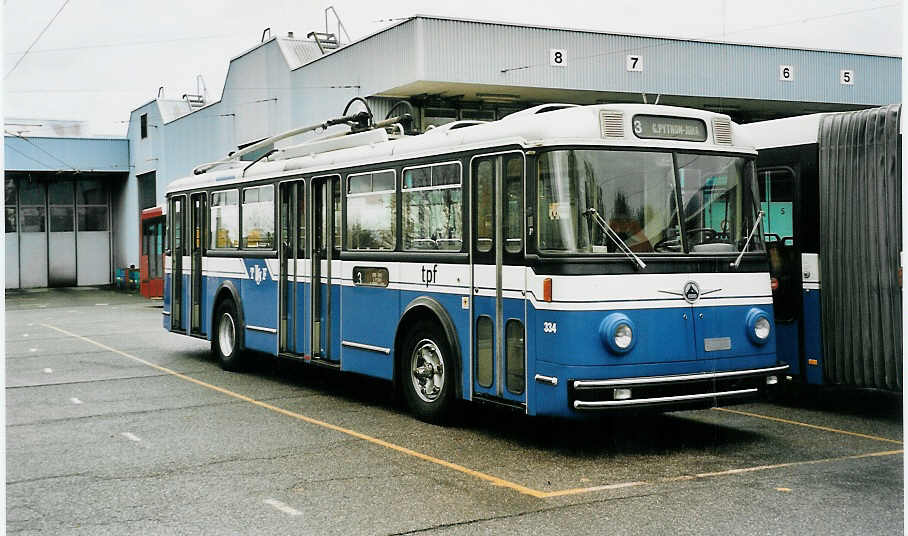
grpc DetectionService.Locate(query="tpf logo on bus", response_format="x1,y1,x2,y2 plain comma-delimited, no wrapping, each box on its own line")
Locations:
248,263,268,285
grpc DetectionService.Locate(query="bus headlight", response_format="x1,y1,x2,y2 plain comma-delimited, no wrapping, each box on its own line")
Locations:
746,308,772,344
615,323,633,349
599,313,636,354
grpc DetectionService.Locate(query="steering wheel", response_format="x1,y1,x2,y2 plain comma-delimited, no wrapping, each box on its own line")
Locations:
686,227,718,242
653,236,682,252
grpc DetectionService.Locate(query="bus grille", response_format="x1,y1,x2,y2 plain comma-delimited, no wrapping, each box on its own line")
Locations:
712,118,733,144
599,111,625,138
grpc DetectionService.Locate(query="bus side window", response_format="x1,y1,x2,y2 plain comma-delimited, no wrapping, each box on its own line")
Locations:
503,156,523,253
760,169,794,242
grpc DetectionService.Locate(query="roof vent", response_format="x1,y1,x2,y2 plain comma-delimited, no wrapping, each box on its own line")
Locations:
505,103,579,120
599,111,625,138
422,120,485,135
712,118,733,145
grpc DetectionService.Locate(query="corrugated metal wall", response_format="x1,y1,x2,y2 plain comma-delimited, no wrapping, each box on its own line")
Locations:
287,20,423,132
417,17,899,105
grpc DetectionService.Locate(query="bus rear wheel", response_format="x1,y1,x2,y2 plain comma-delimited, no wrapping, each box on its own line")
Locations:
402,322,454,424
213,299,246,371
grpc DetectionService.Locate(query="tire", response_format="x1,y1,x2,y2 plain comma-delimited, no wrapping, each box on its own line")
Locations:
212,299,246,371
401,321,455,424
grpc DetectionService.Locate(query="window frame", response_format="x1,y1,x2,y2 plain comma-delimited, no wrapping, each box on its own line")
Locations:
531,146,761,259
401,160,464,252
345,168,398,251
208,188,240,251
240,183,275,251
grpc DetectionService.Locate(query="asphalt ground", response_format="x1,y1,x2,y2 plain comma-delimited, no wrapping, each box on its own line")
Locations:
5,288,904,535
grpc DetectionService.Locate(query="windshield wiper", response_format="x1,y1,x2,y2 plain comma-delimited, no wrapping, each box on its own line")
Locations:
582,208,647,271
731,210,764,270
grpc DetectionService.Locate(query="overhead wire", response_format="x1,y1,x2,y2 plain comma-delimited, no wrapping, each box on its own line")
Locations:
4,130,81,172
2,33,237,56
4,143,59,170
5,0,71,80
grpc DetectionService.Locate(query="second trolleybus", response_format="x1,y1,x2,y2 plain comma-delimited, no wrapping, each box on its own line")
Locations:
163,101,786,421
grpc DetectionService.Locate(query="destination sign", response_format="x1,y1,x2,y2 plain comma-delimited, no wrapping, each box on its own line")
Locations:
352,266,389,287
632,115,707,142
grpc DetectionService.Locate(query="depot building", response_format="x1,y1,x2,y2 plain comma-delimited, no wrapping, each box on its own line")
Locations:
4,15,901,289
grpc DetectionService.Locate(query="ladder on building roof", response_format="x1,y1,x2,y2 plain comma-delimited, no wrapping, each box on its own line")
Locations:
182,75,208,111
307,6,351,54
307,32,339,54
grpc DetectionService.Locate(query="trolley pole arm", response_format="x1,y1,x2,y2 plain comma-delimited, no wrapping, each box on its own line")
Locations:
193,111,370,175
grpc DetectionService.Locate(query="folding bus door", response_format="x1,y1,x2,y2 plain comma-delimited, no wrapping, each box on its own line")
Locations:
189,193,206,336
279,180,307,356
170,195,187,332
311,175,341,363
471,152,527,406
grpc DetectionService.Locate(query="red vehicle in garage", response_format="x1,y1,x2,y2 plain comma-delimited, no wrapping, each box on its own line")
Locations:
140,205,165,298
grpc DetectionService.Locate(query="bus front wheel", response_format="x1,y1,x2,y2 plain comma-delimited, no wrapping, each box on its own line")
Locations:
213,299,246,371
402,322,454,423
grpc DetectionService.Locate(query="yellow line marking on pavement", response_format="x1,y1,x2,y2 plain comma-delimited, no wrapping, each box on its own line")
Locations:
541,481,648,498
660,449,903,481
42,323,547,499
42,323,904,500
712,407,903,445
544,450,902,498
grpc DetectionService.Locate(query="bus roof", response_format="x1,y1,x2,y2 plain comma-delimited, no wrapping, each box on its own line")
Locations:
737,114,824,150
167,103,754,194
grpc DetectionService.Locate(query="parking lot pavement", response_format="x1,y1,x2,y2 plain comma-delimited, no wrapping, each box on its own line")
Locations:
5,288,903,535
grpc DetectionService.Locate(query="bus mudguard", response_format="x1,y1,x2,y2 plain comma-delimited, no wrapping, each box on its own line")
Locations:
212,280,245,346
398,296,463,399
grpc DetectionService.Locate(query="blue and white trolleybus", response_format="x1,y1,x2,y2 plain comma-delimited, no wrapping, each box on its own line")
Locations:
163,102,786,421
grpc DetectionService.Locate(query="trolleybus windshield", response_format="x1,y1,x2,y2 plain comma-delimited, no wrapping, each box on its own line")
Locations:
537,149,762,255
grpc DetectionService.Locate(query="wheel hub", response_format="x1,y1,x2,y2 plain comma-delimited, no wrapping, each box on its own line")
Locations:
410,340,445,403
218,312,236,357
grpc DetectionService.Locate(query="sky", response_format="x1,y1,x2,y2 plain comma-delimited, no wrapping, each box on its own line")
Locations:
2,0,903,136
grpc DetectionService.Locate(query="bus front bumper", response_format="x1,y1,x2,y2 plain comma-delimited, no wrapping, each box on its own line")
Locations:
568,364,789,411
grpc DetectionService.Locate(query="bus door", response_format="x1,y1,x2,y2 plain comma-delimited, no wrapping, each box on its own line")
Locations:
170,195,186,332
758,167,801,374
470,152,527,405
311,175,341,362
189,193,206,335
279,180,307,355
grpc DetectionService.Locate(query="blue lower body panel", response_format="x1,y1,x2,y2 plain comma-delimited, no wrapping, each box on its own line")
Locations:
801,289,824,385
774,321,800,377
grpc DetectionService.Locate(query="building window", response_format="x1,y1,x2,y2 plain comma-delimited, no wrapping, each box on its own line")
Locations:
241,185,274,249
346,170,396,250
5,178,17,233
402,162,462,251
209,190,239,249
19,180,46,233
76,180,108,231
137,171,156,210
49,181,74,232
140,114,148,139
